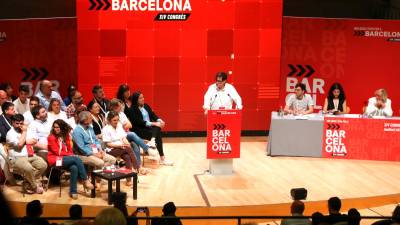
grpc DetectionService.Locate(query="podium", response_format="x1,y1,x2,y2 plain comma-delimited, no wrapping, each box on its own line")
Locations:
207,109,242,175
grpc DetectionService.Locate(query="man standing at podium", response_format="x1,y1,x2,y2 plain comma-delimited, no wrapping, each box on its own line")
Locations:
203,72,243,115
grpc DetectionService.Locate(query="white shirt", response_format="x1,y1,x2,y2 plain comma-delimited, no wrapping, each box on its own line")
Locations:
13,98,30,115
27,118,53,145
105,111,129,126
23,111,34,126
67,117,77,130
203,83,242,110
286,94,314,112
102,123,127,152
366,97,393,117
48,111,68,122
6,127,28,160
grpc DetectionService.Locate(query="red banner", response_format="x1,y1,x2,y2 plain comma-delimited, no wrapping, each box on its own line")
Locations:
280,17,400,115
207,110,241,159
322,117,400,161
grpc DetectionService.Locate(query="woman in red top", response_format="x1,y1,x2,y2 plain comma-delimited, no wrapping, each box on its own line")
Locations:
47,119,93,199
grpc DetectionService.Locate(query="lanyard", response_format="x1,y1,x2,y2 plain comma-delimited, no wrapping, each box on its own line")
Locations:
91,114,103,130
58,137,66,155
78,125,94,143
95,98,107,115
2,115,11,129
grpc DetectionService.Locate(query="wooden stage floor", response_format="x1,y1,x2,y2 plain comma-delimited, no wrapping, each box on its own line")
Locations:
3,137,400,221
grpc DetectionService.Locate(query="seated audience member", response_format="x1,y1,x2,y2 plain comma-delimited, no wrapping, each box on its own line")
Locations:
66,105,87,130
23,96,40,126
116,84,132,114
19,200,50,225
372,205,400,225
95,207,127,225
130,92,172,166
36,80,66,111
66,91,86,119
151,202,182,225
284,83,314,115
107,98,157,167
311,212,326,225
47,98,68,122
26,105,52,160
326,197,347,224
48,119,94,199
0,90,8,115
323,83,348,114
88,85,110,117
72,111,116,170
112,192,148,225
87,101,105,140
281,200,311,225
63,84,77,106
13,85,30,114
348,208,361,225
365,88,393,117
0,82,17,102
62,204,84,225
103,111,142,181
0,102,16,142
0,191,15,225
6,114,47,194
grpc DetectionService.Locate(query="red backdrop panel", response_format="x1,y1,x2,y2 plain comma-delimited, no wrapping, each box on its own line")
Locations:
0,18,77,97
76,0,283,131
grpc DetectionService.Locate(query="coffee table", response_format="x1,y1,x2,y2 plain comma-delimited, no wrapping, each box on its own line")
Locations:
91,169,138,204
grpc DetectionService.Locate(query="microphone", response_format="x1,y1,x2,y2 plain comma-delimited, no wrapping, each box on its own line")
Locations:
227,93,236,105
210,94,218,109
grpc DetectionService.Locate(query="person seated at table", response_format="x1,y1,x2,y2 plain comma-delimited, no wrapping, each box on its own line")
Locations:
102,111,141,185
323,82,348,114
47,98,68,122
365,88,393,117
284,83,314,115
47,119,94,199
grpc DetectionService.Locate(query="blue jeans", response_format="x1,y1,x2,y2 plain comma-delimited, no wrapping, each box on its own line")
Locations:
62,156,87,194
129,142,141,166
127,132,149,150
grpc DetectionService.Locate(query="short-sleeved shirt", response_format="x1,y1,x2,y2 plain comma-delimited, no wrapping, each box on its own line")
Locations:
27,119,53,145
6,127,28,160
286,94,314,112
102,123,127,152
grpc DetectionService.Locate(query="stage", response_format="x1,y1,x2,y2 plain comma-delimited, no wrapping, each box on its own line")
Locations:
4,137,400,224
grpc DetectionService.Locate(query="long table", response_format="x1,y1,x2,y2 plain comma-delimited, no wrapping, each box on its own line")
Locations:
267,112,324,157
267,112,400,161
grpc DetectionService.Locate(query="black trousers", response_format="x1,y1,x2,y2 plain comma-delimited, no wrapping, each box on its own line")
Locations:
134,126,164,157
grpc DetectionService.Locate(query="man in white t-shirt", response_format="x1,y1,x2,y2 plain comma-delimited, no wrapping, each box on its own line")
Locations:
284,83,314,115
6,114,47,194
26,105,53,161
